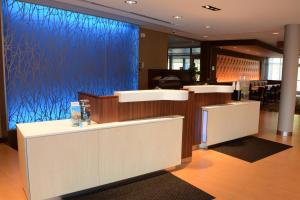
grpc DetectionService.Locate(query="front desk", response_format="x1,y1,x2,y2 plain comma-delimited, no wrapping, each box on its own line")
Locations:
183,85,234,146
17,116,183,200
17,86,261,200
79,89,195,160
201,101,260,147
79,87,234,159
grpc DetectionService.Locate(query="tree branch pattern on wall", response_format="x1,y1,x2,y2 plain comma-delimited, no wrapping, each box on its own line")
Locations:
2,0,139,129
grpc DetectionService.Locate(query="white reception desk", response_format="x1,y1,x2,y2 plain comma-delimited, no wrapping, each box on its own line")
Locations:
17,116,183,200
183,85,234,93
201,101,260,147
114,89,189,102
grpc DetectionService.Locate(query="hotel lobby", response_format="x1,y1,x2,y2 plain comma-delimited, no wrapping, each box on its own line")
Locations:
0,0,300,200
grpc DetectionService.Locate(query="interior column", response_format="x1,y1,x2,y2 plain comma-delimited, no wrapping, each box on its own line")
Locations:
277,24,300,136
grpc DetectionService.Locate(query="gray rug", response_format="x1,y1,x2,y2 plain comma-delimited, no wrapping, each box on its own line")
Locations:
211,136,292,162
64,172,214,200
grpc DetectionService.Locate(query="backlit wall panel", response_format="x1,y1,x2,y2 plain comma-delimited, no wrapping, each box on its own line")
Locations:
2,0,139,129
216,55,260,82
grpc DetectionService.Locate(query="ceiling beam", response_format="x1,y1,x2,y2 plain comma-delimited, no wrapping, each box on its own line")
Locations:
203,39,283,54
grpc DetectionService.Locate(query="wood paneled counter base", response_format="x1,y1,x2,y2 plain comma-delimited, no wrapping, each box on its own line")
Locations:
79,88,232,159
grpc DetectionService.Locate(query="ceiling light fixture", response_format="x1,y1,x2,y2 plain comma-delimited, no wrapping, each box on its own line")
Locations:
272,32,279,35
173,16,182,20
205,25,211,29
202,5,221,11
124,0,137,5
202,35,209,38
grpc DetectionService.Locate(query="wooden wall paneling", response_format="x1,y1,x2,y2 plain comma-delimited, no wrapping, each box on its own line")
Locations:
78,92,118,123
80,91,232,159
181,91,194,159
118,101,164,121
97,96,119,123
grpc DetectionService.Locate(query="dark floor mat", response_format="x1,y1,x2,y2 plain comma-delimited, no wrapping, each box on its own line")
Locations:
210,136,292,163
64,172,214,200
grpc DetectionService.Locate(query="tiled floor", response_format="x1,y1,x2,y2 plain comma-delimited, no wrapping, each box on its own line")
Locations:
0,111,299,200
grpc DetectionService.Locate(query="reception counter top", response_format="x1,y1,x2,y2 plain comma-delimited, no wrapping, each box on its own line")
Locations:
114,89,189,102
183,85,234,93
17,115,183,138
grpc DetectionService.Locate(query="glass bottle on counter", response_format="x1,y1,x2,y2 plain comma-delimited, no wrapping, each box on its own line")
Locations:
79,99,91,127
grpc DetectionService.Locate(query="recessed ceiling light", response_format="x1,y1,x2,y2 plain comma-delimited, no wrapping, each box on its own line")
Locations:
205,25,211,29
173,16,182,20
202,35,209,38
272,32,279,35
124,0,137,5
202,5,221,11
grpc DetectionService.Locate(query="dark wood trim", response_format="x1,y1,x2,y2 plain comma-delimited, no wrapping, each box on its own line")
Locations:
200,43,218,83
204,39,283,54
0,1,8,138
203,39,258,46
254,40,283,54
216,48,265,61
168,45,201,49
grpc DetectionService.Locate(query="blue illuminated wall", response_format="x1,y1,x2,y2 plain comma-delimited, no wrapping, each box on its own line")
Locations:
2,0,139,129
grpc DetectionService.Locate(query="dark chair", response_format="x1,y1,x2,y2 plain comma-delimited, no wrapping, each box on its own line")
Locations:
250,86,265,102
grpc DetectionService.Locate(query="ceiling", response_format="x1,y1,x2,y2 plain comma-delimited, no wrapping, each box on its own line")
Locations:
26,0,300,50
168,35,200,48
